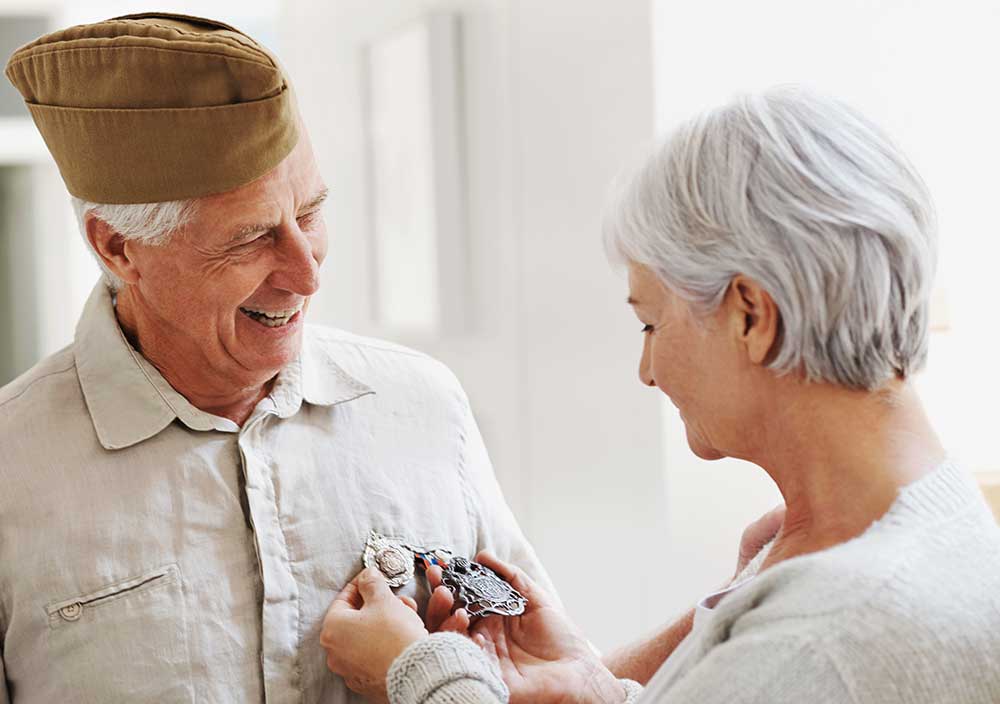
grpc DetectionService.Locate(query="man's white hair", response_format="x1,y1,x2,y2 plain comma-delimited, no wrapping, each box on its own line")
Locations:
71,196,199,290
604,85,937,391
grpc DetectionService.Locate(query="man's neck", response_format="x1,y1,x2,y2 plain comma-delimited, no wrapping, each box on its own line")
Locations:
115,292,275,426
751,380,946,569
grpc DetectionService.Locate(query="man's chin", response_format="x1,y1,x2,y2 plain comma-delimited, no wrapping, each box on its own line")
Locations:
234,323,305,373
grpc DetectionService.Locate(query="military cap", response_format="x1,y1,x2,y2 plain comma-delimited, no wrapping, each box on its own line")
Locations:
3,12,299,204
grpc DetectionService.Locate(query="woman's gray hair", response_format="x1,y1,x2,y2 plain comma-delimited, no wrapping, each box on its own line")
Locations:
71,196,199,290
604,85,937,391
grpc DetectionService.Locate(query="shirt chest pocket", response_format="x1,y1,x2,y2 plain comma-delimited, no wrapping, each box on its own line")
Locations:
45,563,194,704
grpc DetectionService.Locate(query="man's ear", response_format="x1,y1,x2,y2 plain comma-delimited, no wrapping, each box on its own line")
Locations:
727,276,781,366
85,212,141,286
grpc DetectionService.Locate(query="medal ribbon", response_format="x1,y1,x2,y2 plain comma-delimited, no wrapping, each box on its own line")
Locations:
413,549,451,571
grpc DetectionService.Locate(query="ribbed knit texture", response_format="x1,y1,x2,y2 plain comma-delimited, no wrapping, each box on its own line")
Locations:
388,633,509,704
387,633,641,704
621,678,644,702
643,459,1000,702
387,460,1000,703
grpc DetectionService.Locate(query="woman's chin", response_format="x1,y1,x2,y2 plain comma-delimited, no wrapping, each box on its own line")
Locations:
686,429,725,460
690,445,726,460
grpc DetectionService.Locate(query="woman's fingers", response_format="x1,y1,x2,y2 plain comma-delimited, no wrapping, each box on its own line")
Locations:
427,565,444,590
438,608,470,634
425,584,457,632
475,615,513,670
398,595,419,613
331,577,364,611
474,630,501,668
474,551,550,607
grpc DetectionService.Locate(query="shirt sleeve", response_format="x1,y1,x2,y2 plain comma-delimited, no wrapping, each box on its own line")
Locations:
387,633,508,704
456,398,562,605
646,630,855,704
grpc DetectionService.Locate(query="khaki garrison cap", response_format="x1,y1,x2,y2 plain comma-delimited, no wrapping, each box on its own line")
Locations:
3,12,299,204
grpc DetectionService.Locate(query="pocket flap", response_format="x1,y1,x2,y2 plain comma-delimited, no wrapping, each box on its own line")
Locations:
46,563,179,623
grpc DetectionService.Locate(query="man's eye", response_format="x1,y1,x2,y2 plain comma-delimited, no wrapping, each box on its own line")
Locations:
641,324,655,334
235,236,265,250
297,212,320,229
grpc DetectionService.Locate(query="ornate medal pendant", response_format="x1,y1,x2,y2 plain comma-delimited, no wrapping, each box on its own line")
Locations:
363,531,415,588
362,533,528,617
438,556,527,617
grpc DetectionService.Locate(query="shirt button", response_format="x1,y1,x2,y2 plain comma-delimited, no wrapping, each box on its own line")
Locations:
59,603,83,621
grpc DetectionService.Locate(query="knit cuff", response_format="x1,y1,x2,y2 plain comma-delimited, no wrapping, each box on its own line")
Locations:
621,678,644,703
387,632,509,704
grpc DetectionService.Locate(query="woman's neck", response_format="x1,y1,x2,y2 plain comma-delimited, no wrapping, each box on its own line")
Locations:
752,380,945,570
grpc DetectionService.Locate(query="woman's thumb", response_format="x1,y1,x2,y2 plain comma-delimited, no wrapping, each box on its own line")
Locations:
357,567,391,604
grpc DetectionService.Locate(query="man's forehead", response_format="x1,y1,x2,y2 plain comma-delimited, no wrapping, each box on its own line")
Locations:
206,186,329,242
201,170,328,214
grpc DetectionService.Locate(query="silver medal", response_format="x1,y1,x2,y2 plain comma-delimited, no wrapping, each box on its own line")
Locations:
363,531,415,588
440,556,527,617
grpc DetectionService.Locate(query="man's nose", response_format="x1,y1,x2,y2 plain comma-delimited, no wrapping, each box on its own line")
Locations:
270,229,321,296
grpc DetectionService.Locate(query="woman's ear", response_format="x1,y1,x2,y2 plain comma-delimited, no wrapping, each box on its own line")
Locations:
728,276,781,366
85,213,141,286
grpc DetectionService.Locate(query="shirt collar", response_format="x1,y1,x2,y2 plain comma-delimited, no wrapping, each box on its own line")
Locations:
299,326,375,408
75,282,373,450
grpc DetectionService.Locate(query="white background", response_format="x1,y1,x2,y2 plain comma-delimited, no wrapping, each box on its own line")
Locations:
1,0,997,652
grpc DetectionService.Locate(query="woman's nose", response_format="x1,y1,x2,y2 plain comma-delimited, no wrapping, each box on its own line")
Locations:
638,337,656,387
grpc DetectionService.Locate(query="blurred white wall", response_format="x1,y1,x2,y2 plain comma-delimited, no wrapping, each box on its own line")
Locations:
652,0,1000,609
281,0,669,650
4,0,997,655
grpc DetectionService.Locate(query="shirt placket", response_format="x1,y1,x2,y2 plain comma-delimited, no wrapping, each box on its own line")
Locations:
238,409,302,703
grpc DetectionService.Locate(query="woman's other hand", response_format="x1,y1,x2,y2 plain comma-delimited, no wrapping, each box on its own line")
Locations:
735,504,785,578
320,568,428,703
470,551,625,704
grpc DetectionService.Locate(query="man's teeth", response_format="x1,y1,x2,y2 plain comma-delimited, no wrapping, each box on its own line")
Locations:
240,306,301,327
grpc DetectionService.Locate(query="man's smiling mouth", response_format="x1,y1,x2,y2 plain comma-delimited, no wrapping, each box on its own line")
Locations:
239,304,303,328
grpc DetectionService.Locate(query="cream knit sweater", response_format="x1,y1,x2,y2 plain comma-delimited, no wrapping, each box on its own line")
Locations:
387,460,1000,703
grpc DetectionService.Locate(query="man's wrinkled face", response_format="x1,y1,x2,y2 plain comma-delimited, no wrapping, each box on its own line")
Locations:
122,134,328,384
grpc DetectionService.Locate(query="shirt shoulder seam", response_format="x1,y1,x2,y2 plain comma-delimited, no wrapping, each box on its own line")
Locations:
309,328,430,360
0,361,77,411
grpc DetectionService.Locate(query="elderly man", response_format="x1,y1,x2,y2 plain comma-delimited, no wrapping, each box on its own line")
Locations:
0,13,555,703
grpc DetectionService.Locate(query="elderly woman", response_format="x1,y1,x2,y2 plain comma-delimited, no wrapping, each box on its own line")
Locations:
320,86,1000,703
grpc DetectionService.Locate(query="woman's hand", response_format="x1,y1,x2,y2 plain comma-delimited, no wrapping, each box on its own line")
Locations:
320,568,429,703
734,504,785,579
466,552,625,704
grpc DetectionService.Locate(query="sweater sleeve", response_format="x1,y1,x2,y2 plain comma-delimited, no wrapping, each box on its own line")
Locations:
646,631,855,703
387,633,508,704
388,633,644,704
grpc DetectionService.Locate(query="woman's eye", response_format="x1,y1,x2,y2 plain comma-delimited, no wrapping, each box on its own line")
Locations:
641,324,655,334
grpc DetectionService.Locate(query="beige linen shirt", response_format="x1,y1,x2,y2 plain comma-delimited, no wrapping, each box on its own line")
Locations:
0,282,553,704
